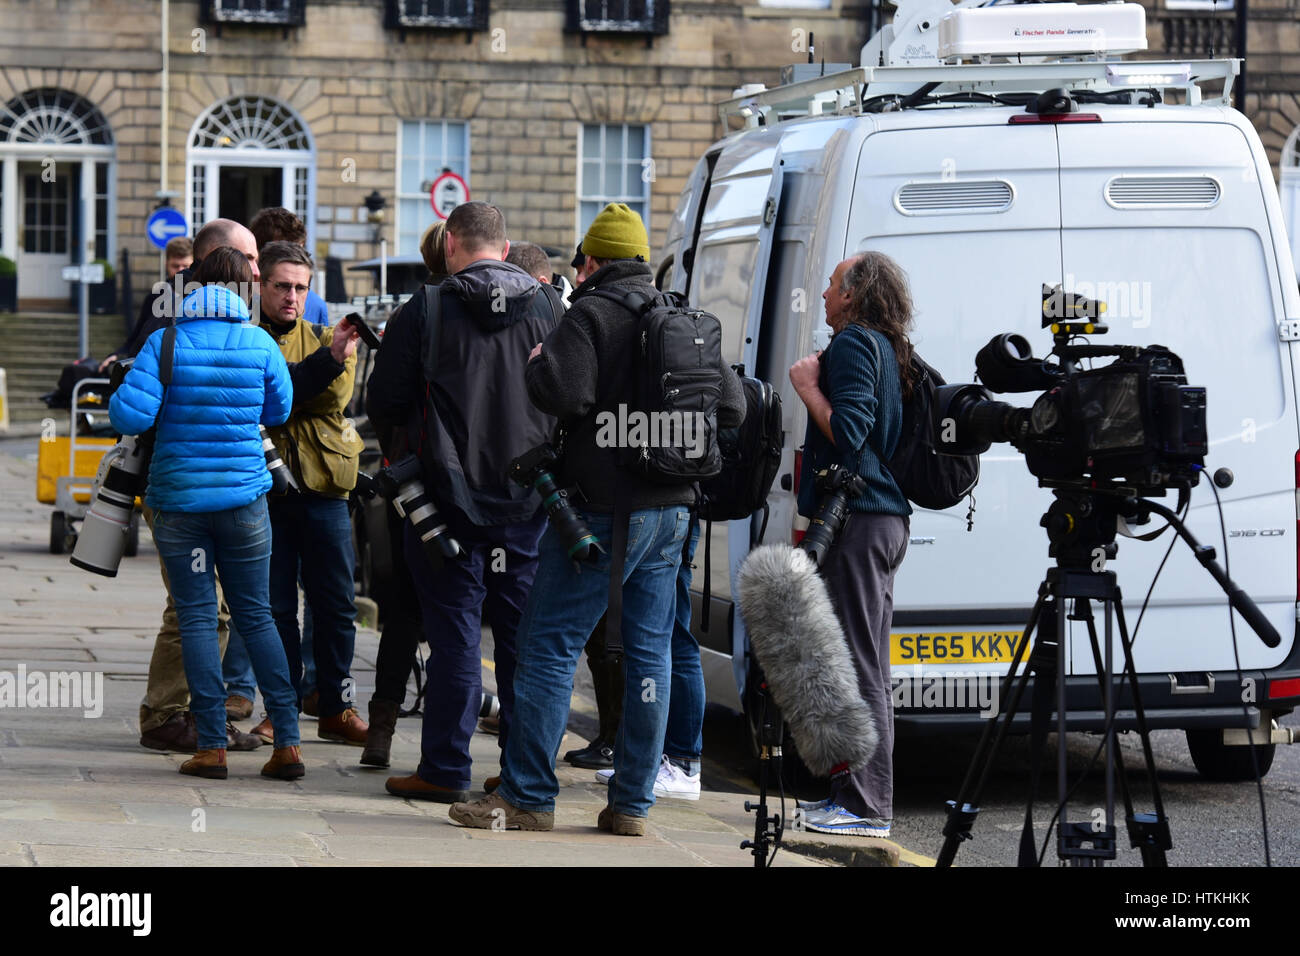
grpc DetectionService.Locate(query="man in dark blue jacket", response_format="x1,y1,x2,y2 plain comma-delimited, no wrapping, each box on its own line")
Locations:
366,201,562,803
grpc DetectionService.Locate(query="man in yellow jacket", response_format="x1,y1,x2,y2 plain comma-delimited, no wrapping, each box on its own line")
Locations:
251,240,368,745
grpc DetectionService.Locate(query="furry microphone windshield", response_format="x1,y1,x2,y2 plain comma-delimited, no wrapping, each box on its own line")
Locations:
736,544,878,778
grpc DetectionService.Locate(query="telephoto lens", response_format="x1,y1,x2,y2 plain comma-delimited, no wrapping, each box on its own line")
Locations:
479,692,500,719
799,464,868,567
70,432,154,577
260,426,296,495
509,444,604,563
373,454,465,570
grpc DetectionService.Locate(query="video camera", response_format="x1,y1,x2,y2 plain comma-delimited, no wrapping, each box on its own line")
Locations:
933,285,1207,494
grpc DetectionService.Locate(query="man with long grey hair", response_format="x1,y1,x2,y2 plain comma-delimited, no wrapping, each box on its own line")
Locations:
786,251,916,838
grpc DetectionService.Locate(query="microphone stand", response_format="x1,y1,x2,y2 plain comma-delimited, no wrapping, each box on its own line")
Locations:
741,670,785,867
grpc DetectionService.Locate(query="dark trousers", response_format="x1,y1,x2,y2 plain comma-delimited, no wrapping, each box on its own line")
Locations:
373,503,423,706
821,512,909,820
406,511,546,791
269,493,357,719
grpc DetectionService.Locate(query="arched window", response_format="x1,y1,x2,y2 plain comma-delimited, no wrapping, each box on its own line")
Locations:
186,96,315,245
0,88,113,147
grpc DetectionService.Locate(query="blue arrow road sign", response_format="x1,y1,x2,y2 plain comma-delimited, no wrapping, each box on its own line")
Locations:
147,207,188,249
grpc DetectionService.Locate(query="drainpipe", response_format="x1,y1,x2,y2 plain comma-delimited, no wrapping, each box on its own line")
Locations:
160,0,169,275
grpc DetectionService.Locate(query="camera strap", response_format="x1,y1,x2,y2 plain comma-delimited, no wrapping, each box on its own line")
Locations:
154,325,177,426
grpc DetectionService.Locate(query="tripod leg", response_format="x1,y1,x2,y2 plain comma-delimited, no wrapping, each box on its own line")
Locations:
937,589,1047,867
1112,597,1172,866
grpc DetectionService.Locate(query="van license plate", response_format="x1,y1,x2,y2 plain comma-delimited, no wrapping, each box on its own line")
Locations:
891,631,1025,666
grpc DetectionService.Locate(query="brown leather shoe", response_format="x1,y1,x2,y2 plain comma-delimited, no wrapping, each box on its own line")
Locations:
261,745,305,780
180,748,227,779
249,715,274,745
225,695,254,721
385,772,468,804
483,775,501,794
478,716,500,735
140,712,198,753
302,691,319,718
319,707,368,745
359,699,399,768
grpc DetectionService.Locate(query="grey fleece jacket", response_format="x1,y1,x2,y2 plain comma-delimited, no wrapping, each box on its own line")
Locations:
524,259,745,512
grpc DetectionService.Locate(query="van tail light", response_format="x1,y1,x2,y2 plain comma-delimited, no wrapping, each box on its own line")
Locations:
1268,677,1300,701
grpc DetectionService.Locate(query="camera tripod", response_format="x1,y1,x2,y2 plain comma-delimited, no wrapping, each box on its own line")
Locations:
937,484,1281,867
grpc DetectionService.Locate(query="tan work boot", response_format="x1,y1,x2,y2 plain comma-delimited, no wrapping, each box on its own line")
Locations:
597,806,646,837
448,792,553,831
180,748,227,780
261,745,305,780
225,694,254,721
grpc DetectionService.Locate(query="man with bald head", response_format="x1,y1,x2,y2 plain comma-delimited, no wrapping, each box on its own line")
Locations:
133,217,266,754
100,219,260,373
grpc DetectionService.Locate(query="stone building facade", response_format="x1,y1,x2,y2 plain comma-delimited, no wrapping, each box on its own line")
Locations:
0,0,874,308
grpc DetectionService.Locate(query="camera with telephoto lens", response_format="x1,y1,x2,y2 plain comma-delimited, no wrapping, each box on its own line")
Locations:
355,454,465,570
933,285,1207,495
259,426,296,495
800,464,868,567
70,431,155,577
509,443,603,563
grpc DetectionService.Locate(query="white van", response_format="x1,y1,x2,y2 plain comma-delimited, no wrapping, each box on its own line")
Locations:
661,0,1300,780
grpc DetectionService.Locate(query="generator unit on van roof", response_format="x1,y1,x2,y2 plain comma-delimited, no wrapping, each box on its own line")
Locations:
720,0,1236,127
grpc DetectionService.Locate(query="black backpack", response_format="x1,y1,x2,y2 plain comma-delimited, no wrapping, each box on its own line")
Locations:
867,336,980,513
588,287,724,483
698,369,783,526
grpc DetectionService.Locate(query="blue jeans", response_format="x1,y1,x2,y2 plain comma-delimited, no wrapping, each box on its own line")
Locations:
152,497,299,750
499,505,690,818
405,512,545,791
224,569,315,702
664,519,704,765
269,494,356,719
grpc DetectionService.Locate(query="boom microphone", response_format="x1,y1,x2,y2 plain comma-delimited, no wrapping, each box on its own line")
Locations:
736,544,878,778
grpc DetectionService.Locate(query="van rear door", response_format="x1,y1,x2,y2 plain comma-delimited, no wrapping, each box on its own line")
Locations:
1056,119,1298,674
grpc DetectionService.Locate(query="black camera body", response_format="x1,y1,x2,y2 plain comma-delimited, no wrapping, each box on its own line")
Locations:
934,299,1207,493
800,464,868,567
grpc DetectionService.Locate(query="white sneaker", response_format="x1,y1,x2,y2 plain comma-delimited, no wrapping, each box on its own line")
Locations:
654,755,701,801
595,756,702,801
801,803,891,838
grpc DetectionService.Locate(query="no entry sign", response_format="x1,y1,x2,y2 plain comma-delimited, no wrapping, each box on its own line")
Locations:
430,172,470,221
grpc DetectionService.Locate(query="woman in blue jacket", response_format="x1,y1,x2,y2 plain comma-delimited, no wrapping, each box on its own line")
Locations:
109,247,303,781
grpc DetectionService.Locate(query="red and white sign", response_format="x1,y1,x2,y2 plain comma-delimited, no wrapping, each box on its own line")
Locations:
430,171,470,221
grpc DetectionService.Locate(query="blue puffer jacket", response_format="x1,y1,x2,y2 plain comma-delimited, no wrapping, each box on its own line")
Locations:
109,285,293,513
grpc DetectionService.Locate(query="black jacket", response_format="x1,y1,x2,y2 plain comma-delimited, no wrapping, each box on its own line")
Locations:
524,260,745,511
113,270,191,359
366,259,563,526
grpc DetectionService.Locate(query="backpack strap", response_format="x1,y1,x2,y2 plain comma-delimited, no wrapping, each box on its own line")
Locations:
539,282,565,323
587,286,655,316
158,325,177,387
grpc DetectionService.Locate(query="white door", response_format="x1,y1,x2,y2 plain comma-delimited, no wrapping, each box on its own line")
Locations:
18,161,74,301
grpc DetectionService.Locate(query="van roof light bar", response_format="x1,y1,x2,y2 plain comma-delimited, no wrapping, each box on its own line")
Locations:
717,59,1238,128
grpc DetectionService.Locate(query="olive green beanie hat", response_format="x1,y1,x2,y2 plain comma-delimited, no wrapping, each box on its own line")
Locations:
581,202,650,262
